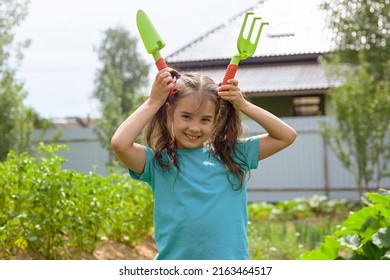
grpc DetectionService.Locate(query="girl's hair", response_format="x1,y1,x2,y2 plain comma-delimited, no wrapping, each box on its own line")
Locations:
144,69,249,189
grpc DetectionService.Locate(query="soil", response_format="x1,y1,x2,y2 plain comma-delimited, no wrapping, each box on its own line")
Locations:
10,236,157,260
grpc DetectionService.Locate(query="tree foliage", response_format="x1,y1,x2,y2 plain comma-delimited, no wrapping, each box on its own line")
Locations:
322,0,390,81
92,26,149,165
320,0,390,197
0,0,45,160
321,63,390,196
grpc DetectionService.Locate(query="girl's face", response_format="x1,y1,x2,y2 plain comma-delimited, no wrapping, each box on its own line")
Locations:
168,95,217,149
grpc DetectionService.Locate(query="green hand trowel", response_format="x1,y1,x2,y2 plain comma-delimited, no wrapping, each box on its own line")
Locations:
136,9,177,94
221,12,269,85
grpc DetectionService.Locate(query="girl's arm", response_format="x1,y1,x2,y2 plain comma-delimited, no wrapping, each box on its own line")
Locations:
218,80,297,160
111,69,173,173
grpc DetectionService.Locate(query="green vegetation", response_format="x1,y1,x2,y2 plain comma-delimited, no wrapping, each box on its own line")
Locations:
301,189,390,260
2,144,388,260
92,26,149,165
247,196,357,259
0,144,153,259
320,0,390,198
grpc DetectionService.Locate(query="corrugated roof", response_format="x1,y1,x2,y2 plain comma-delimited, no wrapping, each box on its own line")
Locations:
167,0,332,63
186,62,329,95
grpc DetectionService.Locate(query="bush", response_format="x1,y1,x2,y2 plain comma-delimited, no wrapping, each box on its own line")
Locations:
300,189,390,260
0,144,153,259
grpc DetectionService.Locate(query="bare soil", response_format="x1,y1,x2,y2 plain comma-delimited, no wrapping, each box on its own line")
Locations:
10,236,157,260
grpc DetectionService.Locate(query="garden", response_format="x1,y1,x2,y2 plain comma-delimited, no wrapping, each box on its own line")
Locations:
1,144,389,260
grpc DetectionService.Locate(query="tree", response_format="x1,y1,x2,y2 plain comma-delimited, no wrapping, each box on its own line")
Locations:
321,63,390,198
92,26,149,166
320,0,390,197
0,0,36,160
322,0,390,81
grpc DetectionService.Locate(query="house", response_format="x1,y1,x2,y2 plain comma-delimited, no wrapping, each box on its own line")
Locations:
165,0,390,201
167,0,333,118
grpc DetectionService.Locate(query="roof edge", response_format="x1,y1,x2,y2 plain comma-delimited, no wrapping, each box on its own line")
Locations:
168,53,324,70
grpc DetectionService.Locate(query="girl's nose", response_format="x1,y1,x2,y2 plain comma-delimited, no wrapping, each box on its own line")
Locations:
188,124,201,133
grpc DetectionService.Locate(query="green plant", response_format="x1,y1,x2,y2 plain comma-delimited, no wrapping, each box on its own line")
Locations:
247,216,342,260
247,196,355,260
300,189,390,260
247,196,355,222
0,144,154,259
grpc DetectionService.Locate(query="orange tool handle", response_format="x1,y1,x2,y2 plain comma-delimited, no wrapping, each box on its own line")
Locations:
155,58,177,95
221,64,238,85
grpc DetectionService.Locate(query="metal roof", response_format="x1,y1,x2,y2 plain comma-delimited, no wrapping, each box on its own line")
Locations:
183,62,330,95
167,0,333,63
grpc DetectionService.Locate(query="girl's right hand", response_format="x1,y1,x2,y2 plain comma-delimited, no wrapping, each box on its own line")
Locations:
150,69,174,106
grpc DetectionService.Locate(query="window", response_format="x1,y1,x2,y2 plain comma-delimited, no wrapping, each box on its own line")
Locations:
293,96,323,116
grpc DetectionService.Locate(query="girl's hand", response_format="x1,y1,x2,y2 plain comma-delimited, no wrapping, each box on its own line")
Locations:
218,79,248,110
150,69,175,106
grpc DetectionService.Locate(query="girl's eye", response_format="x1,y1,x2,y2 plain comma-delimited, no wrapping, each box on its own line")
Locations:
182,114,191,120
202,118,212,123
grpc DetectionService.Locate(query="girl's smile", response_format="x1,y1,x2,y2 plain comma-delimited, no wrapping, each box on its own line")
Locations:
168,95,217,149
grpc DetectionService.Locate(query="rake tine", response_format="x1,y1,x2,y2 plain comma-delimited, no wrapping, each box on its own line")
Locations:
238,12,254,41
221,12,269,85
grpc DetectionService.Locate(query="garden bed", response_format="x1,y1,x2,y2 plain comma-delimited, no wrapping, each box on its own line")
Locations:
10,236,157,260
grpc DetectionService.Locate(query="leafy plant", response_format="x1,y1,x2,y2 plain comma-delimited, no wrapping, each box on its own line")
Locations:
247,196,355,259
300,189,390,260
248,195,355,222
0,144,153,259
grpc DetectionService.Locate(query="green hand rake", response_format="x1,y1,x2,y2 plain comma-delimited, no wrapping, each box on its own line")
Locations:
221,12,269,85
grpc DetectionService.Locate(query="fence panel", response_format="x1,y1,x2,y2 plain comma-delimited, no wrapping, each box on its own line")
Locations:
31,116,390,202
245,116,390,202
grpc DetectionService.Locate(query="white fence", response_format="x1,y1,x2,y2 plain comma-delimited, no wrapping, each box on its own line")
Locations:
32,116,390,202
245,116,390,202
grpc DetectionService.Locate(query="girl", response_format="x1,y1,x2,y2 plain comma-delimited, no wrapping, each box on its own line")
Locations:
111,69,296,260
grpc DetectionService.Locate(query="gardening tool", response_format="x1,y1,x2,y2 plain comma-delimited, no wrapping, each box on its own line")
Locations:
221,12,269,85
136,9,177,94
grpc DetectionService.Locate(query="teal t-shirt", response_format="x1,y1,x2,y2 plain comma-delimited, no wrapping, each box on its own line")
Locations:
129,136,260,260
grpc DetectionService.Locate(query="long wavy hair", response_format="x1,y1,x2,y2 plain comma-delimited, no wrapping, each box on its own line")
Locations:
144,70,249,189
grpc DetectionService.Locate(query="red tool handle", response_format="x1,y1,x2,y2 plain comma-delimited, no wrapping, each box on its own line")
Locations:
155,58,177,95
221,64,238,85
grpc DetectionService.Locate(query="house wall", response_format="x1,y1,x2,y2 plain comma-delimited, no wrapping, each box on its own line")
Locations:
31,116,390,202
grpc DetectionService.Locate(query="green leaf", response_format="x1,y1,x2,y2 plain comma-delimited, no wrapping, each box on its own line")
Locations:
362,241,388,260
366,192,390,205
338,234,362,250
336,207,376,236
372,227,390,248
380,207,390,225
300,236,340,260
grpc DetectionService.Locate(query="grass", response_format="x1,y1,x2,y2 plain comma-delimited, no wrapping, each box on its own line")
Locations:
247,215,345,259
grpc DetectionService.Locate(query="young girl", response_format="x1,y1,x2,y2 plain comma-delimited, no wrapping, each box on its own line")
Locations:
111,68,297,260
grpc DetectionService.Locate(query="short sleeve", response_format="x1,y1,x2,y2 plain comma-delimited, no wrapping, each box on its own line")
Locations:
235,136,260,170
128,146,155,186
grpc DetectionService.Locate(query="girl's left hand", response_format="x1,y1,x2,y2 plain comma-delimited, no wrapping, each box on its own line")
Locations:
218,79,247,110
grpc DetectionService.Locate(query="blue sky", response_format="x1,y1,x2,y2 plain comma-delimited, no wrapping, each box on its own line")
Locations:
16,0,260,119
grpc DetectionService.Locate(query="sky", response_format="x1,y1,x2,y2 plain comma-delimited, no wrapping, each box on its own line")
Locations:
15,0,261,119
